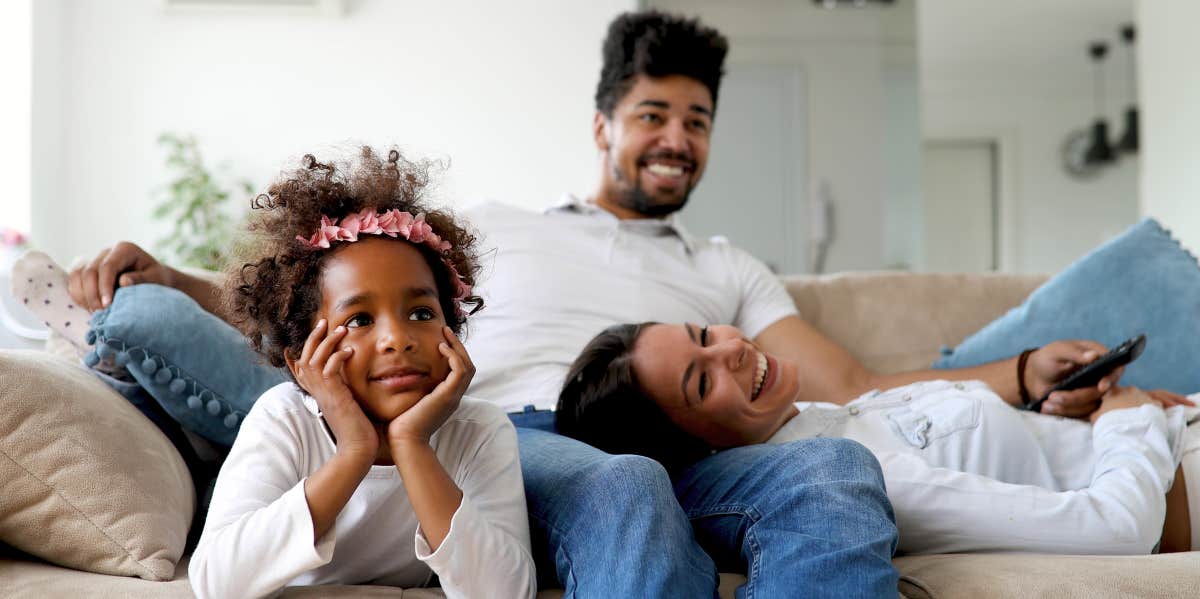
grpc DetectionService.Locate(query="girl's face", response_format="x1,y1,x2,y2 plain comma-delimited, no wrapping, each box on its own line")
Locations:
630,323,799,447
315,237,450,422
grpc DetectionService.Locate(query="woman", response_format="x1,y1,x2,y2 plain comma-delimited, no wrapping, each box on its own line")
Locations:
556,322,1200,556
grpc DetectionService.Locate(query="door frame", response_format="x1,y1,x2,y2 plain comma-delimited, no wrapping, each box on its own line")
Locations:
923,128,1018,272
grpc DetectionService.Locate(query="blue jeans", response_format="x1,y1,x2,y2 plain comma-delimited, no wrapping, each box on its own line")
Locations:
511,411,898,598
677,439,899,598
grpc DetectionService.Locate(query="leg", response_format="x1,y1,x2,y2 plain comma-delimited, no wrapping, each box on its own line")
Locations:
87,284,289,446
675,438,898,599
516,428,718,599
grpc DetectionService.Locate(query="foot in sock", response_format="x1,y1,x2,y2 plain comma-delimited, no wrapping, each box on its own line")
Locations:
10,250,131,379
10,250,90,350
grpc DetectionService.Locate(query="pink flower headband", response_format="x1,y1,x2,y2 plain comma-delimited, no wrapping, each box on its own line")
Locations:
296,208,474,309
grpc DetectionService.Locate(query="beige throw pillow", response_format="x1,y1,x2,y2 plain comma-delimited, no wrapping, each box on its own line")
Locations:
0,350,194,580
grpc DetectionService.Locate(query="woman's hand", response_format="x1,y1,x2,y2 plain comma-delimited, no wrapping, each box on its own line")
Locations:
1089,385,1165,423
387,326,475,452
1027,340,1196,417
288,319,378,461
1143,388,1195,409
1025,340,1122,417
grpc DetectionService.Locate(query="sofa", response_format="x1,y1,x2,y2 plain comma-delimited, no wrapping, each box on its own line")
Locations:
3,270,1199,598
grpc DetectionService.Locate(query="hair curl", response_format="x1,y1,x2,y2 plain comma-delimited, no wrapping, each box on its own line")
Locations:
594,10,729,118
225,147,483,373
556,323,714,475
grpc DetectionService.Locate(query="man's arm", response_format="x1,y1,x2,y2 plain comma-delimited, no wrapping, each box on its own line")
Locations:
67,241,229,320
753,315,1127,416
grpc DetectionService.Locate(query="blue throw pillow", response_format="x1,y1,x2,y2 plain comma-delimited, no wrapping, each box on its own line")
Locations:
933,218,1200,395
84,284,289,447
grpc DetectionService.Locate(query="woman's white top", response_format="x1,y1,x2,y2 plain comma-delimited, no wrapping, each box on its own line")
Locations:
189,383,535,599
770,380,1196,554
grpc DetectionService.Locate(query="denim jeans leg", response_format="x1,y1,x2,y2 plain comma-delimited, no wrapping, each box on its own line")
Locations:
675,438,900,599
515,428,719,599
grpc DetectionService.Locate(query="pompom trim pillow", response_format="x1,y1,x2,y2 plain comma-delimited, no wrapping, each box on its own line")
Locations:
83,284,288,447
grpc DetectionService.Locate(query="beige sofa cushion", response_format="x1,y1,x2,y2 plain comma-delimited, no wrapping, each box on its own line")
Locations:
0,350,194,581
784,272,1047,374
895,552,1200,598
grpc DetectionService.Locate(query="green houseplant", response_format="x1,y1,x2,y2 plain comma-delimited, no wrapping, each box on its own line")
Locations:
152,133,254,271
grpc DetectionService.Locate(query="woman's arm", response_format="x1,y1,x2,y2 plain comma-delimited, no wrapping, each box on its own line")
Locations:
877,396,1177,554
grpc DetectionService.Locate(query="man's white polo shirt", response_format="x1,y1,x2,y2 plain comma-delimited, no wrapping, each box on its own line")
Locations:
462,196,799,414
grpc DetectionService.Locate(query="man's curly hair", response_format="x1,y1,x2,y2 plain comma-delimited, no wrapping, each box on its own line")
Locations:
225,147,483,371
594,10,729,118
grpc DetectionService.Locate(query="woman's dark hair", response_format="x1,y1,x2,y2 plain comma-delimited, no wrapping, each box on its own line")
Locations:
224,146,483,375
556,322,715,474
594,10,729,118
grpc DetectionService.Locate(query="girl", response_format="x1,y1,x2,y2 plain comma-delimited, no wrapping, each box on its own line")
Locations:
188,148,535,599
557,322,1200,557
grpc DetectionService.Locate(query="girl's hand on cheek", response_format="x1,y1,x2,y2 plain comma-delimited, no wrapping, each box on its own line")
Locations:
291,319,379,461
388,326,475,452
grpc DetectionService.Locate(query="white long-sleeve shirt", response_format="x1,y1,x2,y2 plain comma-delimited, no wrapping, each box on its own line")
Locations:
189,383,535,599
771,380,1196,554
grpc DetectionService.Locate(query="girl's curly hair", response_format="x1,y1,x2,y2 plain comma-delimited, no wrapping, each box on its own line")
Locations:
224,146,483,370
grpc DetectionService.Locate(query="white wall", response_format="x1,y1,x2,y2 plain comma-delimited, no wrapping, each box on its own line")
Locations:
31,0,634,265
1137,0,1200,252
649,0,921,273
921,88,1139,273
919,0,1140,274
1,0,33,235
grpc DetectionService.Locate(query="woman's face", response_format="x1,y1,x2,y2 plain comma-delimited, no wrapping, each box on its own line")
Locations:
313,237,450,422
630,323,800,447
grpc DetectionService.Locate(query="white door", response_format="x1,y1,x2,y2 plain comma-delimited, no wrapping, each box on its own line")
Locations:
922,140,998,272
680,63,808,274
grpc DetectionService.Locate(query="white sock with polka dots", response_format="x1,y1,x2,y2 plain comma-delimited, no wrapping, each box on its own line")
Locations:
9,250,90,351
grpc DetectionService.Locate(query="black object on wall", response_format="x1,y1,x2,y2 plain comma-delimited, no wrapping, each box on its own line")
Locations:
1117,23,1139,153
1083,42,1116,165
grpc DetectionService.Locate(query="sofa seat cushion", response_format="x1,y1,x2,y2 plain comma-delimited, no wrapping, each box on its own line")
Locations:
0,350,194,581
895,552,1200,598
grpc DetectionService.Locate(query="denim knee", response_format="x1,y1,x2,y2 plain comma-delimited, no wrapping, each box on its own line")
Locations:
573,454,676,513
783,437,887,487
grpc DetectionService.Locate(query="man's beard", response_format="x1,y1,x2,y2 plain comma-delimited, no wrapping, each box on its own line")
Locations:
610,161,694,218
620,185,691,217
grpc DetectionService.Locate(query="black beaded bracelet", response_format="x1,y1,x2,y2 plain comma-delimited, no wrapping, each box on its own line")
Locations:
1017,347,1038,408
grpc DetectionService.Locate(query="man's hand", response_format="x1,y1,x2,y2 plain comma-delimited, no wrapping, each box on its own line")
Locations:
1089,386,1165,424
1025,340,1121,417
387,326,475,451
288,319,378,461
67,241,174,312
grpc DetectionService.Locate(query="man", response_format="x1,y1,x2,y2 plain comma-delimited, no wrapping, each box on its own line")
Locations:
65,10,1129,598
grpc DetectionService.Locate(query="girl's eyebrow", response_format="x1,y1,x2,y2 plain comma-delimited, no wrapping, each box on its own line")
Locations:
333,286,436,313
333,293,369,313
407,286,437,299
